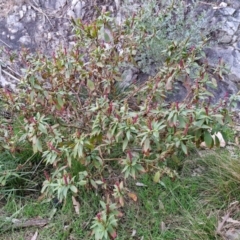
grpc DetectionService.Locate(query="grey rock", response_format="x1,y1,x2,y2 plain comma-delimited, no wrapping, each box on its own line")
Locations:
72,1,86,19
221,18,239,35
22,5,27,13
0,74,16,90
39,0,56,10
23,9,37,23
205,46,240,84
232,35,238,43
218,7,236,16
67,9,76,19
225,229,240,240
233,9,240,21
166,81,187,103
55,0,67,10
120,66,139,89
226,0,240,9
231,49,240,81
218,33,233,43
0,0,240,109
236,40,240,49
6,15,24,33
19,10,25,19
205,46,234,68
18,35,31,45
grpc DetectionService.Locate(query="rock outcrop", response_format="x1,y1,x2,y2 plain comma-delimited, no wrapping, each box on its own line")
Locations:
0,0,240,108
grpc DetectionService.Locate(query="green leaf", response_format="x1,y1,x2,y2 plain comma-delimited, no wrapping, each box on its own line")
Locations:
30,90,35,103
104,32,110,42
70,185,78,193
38,123,48,134
212,114,224,125
96,62,104,68
43,91,49,99
122,138,128,152
65,70,70,79
204,131,213,148
33,84,42,90
126,130,131,141
194,119,205,127
100,201,106,209
221,131,228,143
95,180,103,185
57,94,64,108
180,142,187,155
63,187,68,198
214,135,220,147
178,115,186,128
143,138,150,152
153,171,161,183
135,164,145,173
211,77,217,88
90,179,98,189
87,80,95,91
78,180,87,186
36,138,42,152
131,168,136,179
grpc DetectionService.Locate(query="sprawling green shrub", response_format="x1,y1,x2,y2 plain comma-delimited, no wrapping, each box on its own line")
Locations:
0,1,233,239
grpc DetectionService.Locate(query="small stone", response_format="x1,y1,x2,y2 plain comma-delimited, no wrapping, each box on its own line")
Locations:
232,35,237,43
71,0,79,8
120,67,139,89
219,7,235,15
225,229,240,240
6,15,24,32
19,10,24,19
55,0,67,10
37,24,44,31
22,5,27,12
47,32,52,40
13,6,18,12
115,0,120,11
115,12,123,25
69,41,76,48
24,12,35,23
204,46,234,70
68,35,76,41
233,10,240,21
237,40,240,48
219,2,228,8
73,1,85,18
30,10,37,20
18,35,31,44
221,19,239,35
219,34,232,43
66,9,76,19
10,35,15,40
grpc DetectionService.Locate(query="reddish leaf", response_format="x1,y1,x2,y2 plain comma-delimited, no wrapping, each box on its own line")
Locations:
128,192,137,202
72,196,80,215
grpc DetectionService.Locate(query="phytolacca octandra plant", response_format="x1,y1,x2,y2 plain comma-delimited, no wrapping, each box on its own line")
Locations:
0,10,232,240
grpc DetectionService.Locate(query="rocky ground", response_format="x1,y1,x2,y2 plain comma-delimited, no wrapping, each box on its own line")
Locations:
0,0,240,106
0,0,120,90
